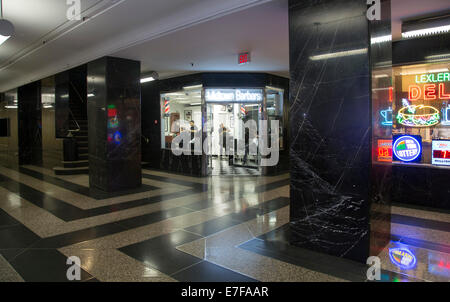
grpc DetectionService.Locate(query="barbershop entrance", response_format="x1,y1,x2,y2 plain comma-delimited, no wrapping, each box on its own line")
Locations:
206,97,262,176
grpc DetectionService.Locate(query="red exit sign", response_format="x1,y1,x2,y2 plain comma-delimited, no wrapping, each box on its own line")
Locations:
238,52,251,65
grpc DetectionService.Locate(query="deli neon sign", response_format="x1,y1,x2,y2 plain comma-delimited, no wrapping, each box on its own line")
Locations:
409,83,450,101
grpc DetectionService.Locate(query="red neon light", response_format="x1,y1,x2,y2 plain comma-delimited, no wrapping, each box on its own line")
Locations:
409,85,421,101
439,83,450,99
389,87,393,102
424,84,437,100
108,108,117,117
409,84,450,100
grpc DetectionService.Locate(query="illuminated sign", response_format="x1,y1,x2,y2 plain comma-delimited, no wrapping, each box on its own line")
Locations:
107,105,119,129
380,107,393,126
409,83,450,101
238,52,251,65
432,140,450,166
415,72,450,84
389,247,417,270
442,104,450,125
205,89,263,103
113,131,122,145
377,139,392,162
393,135,422,163
397,100,440,127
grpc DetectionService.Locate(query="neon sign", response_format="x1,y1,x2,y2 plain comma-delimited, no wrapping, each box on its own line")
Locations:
415,72,450,84
377,139,392,162
408,83,450,101
389,247,417,270
108,105,119,129
397,100,440,127
393,135,422,163
432,140,450,166
205,89,263,102
380,107,393,126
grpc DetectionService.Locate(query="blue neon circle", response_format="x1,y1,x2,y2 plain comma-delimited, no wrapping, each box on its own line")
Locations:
389,247,417,270
393,135,421,162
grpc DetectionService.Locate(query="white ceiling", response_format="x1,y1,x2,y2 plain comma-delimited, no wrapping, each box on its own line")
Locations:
112,0,289,80
0,0,449,93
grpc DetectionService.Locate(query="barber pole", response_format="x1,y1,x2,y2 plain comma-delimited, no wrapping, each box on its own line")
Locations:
240,105,246,115
164,99,170,115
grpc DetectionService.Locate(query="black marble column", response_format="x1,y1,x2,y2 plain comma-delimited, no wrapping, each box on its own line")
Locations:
289,0,391,263
17,81,42,165
87,56,142,192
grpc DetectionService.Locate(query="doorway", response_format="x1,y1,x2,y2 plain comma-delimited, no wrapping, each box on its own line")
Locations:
206,101,261,176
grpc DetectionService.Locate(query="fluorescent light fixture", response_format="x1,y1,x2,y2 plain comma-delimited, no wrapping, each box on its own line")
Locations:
371,35,392,44
374,74,389,79
87,93,95,98
190,103,201,106
310,48,367,61
43,105,53,108
5,105,17,109
183,84,203,90
402,25,450,39
428,68,449,73
425,53,450,60
0,34,9,45
140,77,155,83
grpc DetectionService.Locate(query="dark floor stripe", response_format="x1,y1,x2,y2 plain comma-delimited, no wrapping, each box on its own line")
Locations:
184,197,289,237
0,209,95,282
18,167,158,199
390,213,450,233
142,173,208,192
0,174,87,221
33,207,195,249
391,234,450,254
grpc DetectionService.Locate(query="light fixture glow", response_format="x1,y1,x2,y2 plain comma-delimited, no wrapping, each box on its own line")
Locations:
371,35,392,44
0,34,9,45
402,25,450,39
425,53,450,61
140,77,155,83
183,84,203,90
310,48,367,61
428,68,449,73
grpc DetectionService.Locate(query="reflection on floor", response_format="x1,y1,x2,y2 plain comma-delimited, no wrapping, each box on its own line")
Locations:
0,164,448,282
210,157,261,176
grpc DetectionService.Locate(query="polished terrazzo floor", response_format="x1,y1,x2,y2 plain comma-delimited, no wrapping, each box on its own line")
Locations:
0,165,449,282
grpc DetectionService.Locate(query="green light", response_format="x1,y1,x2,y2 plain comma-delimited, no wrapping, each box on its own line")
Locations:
415,72,450,84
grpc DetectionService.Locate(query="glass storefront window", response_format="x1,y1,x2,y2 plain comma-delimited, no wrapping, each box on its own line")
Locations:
389,62,450,167
266,87,284,150
160,88,202,149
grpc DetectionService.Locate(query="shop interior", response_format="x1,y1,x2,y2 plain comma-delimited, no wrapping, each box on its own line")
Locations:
160,86,284,176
